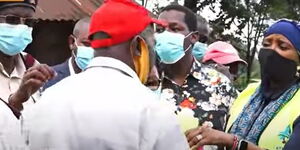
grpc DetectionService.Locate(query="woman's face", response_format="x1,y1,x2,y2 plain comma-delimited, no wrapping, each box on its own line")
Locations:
262,34,300,64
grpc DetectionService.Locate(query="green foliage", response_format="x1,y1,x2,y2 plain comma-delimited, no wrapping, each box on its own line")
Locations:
184,0,300,90
267,0,300,20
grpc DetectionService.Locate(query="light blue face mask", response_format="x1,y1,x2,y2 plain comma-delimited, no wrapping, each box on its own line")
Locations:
74,46,94,70
153,87,161,94
192,41,207,60
154,31,192,64
151,86,162,99
0,23,33,56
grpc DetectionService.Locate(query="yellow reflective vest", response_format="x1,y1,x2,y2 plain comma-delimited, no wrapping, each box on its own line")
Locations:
226,83,300,150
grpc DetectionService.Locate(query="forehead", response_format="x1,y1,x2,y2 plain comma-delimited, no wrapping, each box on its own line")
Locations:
76,23,90,38
264,34,293,44
0,6,34,18
158,10,186,26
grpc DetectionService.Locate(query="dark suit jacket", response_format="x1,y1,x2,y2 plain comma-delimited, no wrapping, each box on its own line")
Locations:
283,116,300,150
43,60,71,91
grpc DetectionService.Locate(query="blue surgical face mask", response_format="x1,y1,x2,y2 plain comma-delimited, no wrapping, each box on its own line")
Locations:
0,23,33,56
74,46,94,70
151,86,162,99
153,87,161,95
192,41,207,60
154,31,192,64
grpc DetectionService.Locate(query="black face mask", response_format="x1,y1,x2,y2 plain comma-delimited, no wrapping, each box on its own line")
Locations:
258,48,298,99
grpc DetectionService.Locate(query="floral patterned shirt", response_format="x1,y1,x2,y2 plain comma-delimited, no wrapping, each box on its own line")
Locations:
160,61,237,131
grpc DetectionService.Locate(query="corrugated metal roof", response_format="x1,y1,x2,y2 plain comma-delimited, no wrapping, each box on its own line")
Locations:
35,0,103,20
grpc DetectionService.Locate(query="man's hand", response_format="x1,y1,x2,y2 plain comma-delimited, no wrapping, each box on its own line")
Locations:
9,64,56,111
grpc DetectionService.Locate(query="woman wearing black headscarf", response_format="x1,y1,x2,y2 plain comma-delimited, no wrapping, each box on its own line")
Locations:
186,19,300,150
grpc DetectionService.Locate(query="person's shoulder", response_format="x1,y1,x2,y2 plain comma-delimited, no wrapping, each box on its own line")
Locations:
193,61,233,84
51,60,69,73
283,116,300,150
20,52,39,66
193,61,238,98
139,88,174,114
42,60,70,90
293,116,300,128
126,83,169,110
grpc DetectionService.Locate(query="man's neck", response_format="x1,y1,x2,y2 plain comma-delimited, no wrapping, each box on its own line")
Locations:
0,52,17,75
164,54,194,86
71,57,82,74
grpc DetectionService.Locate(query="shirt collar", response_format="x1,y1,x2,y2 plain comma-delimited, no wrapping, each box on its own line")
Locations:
190,58,202,74
0,54,25,78
0,62,6,77
86,57,140,81
162,59,201,86
68,58,76,75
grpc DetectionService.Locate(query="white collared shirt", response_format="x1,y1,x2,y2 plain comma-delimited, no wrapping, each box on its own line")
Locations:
68,57,76,75
0,53,39,106
25,57,189,150
0,53,38,150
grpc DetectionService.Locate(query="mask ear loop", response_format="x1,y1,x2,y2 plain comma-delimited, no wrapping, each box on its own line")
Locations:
184,45,192,52
183,32,195,52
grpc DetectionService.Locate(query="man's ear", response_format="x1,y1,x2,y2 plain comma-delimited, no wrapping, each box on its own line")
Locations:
191,31,199,44
131,36,142,57
68,35,76,51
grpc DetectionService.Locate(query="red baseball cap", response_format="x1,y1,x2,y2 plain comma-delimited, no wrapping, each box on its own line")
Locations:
203,41,247,65
89,0,166,49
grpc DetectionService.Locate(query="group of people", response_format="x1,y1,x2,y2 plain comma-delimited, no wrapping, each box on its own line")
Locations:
0,0,300,150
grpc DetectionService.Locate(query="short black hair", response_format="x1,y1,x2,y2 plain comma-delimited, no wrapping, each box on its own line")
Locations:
161,5,197,32
196,15,210,43
196,15,209,33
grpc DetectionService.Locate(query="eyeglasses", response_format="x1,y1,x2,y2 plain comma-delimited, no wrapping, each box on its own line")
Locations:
0,15,38,27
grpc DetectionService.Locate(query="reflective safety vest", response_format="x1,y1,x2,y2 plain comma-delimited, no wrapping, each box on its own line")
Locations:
226,83,300,150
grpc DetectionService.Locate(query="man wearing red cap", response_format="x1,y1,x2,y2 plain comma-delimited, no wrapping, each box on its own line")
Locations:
25,0,189,150
0,0,55,148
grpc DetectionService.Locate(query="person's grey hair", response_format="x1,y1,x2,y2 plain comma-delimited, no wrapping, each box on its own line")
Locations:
73,17,91,37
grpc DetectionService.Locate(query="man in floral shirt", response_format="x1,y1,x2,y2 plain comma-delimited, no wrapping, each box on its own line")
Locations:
155,5,237,132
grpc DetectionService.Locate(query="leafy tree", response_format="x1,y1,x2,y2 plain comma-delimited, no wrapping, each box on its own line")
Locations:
138,0,148,7
267,0,300,20
184,0,300,89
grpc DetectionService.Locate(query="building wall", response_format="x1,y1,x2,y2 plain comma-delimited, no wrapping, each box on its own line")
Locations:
26,20,76,66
